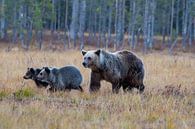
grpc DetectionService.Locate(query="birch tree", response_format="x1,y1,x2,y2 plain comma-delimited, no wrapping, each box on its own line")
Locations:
79,0,86,49
70,0,79,48
115,0,125,50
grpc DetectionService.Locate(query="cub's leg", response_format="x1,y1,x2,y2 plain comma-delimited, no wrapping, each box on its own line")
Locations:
112,82,121,94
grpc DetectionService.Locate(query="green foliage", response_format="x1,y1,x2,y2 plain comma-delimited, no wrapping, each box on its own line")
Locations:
33,2,43,30
14,88,35,100
0,0,194,50
0,91,8,100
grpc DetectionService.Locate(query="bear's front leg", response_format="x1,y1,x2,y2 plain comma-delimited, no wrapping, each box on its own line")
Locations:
112,82,121,94
89,72,101,93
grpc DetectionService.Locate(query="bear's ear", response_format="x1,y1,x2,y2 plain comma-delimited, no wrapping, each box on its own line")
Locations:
95,49,101,56
30,68,35,73
45,67,50,74
82,50,87,56
36,68,41,73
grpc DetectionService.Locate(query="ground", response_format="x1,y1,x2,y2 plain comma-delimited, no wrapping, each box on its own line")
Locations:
0,49,194,129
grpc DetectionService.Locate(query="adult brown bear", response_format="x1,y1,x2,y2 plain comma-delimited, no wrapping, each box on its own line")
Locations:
82,49,145,93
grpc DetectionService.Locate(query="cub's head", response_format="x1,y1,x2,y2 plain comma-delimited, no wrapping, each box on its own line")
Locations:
81,49,101,69
23,68,36,79
37,67,50,82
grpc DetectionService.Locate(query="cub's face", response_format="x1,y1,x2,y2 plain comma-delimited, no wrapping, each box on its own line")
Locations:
37,67,50,82
23,68,35,79
82,50,101,69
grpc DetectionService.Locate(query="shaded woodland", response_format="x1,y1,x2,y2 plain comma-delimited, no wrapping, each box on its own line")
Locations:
0,0,194,52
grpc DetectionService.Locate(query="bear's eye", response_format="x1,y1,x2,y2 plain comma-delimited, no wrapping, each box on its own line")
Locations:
40,73,42,76
88,57,91,60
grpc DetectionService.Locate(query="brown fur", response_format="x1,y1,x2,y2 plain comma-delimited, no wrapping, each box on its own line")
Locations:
82,49,145,93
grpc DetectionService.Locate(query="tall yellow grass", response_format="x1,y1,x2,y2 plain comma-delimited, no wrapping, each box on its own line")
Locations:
0,50,194,129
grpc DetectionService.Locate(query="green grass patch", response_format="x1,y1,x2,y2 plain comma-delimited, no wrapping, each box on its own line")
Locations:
0,91,9,100
13,88,35,100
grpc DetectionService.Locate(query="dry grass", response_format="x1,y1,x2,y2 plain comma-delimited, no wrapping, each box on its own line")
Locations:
0,49,194,129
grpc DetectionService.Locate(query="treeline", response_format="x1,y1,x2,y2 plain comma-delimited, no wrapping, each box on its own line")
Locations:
0,0,194,52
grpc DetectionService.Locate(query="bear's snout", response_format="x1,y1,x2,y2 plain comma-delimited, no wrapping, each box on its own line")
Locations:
23,75,30,79
82,62,87,67
23,76,27,79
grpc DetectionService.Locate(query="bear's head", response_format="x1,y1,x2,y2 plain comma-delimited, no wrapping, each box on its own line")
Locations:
37,67,50,83
81,49,101,70
23,68,36,79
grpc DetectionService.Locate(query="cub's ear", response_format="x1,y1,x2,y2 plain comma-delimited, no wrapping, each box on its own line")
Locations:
36,68,41,73
82,50,87,56
95,49,101,56
30,68,35,73
44,67,50,74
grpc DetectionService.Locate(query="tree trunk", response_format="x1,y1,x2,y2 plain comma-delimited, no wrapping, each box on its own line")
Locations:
50,0,55,49
36,30,43,50
150,0,155,48
169,0,175,45
101,0,107,48
19,5,26,49
176,0,180,36
64,0,70,49
115,0,125,50
70,0,79,48
87,0,92,44
12,1,17,44
143,0,149,53
79,0,86,49
194,18,195,42
0,0,5,39
106,3,113,49
57,0,61,30
182,0,188,50
188,0,192,47
97,5,101,48
131,0,136,49
169,0,180,53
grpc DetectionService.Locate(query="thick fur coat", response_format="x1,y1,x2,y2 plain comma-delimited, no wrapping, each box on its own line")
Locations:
23,68,48,88
82,49,145,93
37,66,83,92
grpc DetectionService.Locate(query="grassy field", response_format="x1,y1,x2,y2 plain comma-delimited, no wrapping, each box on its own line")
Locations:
0,49,194,129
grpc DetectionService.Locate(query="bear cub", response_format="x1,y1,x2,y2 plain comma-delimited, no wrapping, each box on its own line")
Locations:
23,67,49,88
37,66,83,92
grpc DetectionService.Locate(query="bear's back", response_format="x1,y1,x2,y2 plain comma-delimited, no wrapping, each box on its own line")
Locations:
57,66,82,87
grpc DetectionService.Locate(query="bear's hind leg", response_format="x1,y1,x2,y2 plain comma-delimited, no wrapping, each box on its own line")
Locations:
74,86,83,92
126,86,134,92
78,86,84,92
121,81,133,93
136,84,145,93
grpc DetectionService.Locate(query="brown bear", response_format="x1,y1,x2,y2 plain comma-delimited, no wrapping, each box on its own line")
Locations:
82,49,145,93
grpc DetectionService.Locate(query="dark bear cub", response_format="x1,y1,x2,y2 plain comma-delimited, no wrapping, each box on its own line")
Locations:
36,66,83,92
23,68,48,88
